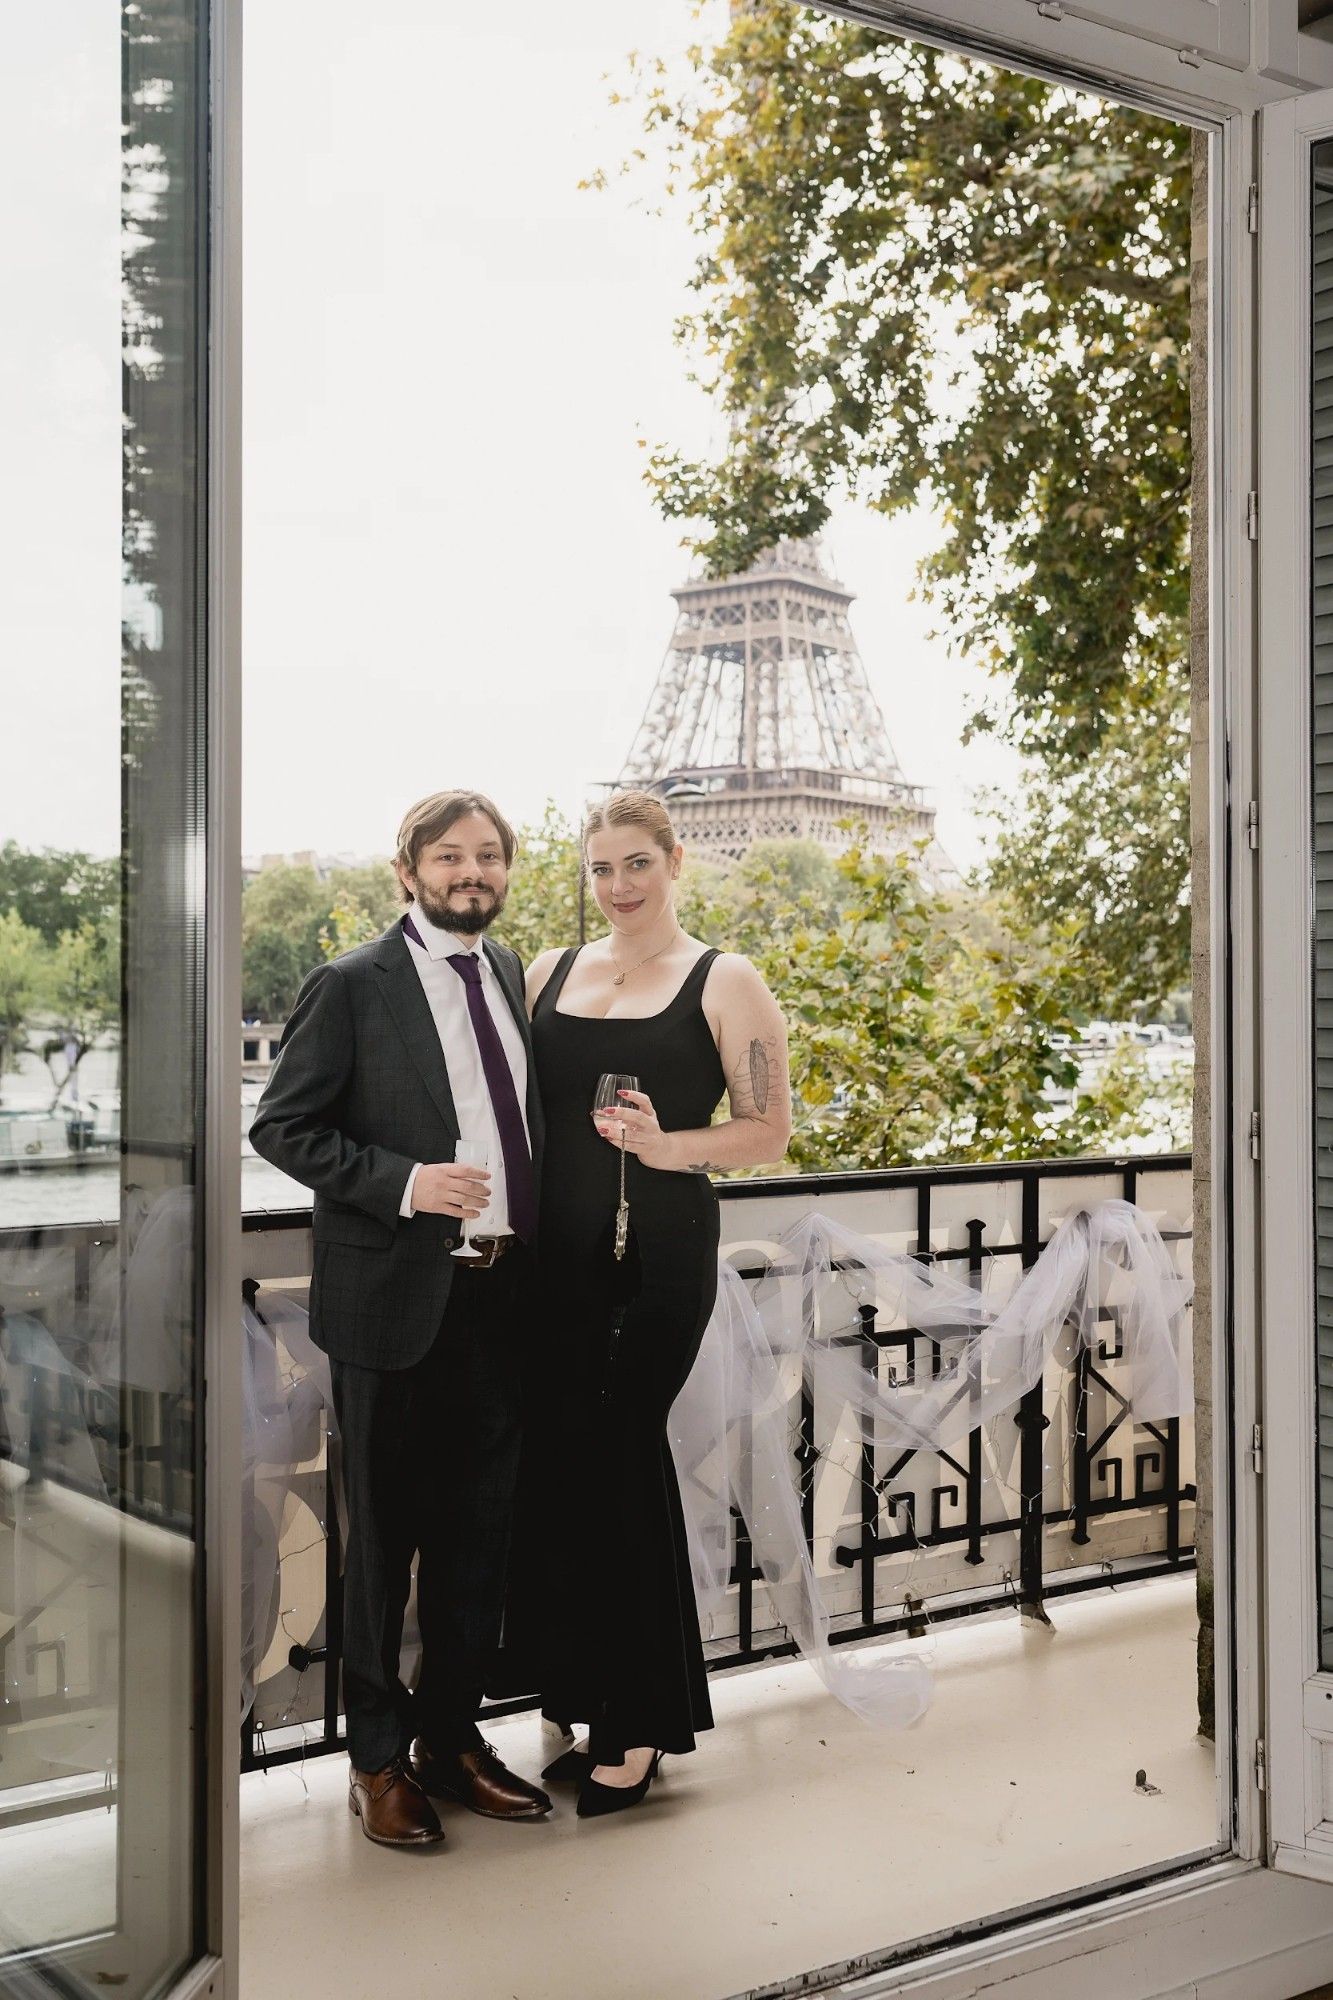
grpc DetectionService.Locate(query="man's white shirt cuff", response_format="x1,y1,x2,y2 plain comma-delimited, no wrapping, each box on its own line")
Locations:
400,1162,423,1217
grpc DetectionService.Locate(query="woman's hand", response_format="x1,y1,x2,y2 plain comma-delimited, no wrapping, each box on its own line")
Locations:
591,1088,680,1172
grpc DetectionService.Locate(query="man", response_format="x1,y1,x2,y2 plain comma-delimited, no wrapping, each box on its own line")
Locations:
249,790,550,1848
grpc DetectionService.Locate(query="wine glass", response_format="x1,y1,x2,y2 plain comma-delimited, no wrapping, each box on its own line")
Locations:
451,1137,490,1260
593,1073,641,1124
594,1075,640,1261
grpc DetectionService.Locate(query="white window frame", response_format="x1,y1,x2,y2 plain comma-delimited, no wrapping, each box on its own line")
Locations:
1257,3,1333,88
1256,80,1333,1888
876,0,1251,68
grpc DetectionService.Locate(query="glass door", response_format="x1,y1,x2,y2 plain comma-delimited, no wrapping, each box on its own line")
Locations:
1258,81,1333,1885
0,1,236,1992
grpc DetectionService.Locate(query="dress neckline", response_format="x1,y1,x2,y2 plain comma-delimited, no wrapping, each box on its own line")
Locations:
546,944,719,1024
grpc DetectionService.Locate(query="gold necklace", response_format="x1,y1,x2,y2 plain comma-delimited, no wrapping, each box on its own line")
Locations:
610,925,681,987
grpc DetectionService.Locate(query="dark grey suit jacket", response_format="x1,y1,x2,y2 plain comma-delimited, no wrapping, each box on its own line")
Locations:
248,919,543,1370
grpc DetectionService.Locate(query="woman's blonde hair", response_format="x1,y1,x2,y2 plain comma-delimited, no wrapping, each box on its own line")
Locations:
581,789,678,859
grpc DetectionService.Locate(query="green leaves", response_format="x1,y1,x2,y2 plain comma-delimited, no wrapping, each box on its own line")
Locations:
0,909,47,1083
242,860,400,1017
606,7,1195,1010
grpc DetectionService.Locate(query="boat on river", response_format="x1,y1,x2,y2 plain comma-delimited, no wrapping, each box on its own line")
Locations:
0,1095,120,1171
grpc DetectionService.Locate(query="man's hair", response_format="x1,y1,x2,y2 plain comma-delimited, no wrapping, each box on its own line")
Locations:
394,790,518,902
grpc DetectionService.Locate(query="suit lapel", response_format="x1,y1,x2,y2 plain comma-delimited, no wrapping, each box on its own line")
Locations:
372,923,460,1138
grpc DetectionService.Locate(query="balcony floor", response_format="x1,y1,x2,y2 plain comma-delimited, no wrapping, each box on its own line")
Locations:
239,1573,1216,2000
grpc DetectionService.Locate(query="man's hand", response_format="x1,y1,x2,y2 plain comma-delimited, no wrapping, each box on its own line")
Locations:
410,1162,491,1219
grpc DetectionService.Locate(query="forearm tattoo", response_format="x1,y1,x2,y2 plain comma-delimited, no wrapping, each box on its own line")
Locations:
688,1160,724,1174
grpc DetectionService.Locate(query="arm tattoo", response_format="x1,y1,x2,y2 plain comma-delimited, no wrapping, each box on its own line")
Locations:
689,1160,725,1174
748,1038,770,1115
732,1035,778,1118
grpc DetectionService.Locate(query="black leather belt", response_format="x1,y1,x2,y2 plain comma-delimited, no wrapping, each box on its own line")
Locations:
456,1235,514,1270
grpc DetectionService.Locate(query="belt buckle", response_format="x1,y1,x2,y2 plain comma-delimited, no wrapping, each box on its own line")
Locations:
465,1236,505,1269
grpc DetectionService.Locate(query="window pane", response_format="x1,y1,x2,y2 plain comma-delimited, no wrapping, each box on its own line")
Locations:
0,2,209,1991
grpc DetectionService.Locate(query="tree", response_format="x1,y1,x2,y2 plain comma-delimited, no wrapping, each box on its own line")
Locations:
982,668,1190,1018
318,863,403,962
243,928,310,1021
0,840,119,945
710,837,853,941
40,917,120,1108
609,7,1192,1011
242,865,335,1017
0,910,46,1098
496,804,603,965
242,865,330,963
733,836,1175,1170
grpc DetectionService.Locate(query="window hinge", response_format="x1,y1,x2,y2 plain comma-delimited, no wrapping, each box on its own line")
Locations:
1030,0,1064,18
1246,491,1259,541
1256,1737,1267,1793
1251,1422,1263,1474
1247,799,1259,851
1178,45,1202,68
1250,1110,1261,1161
1247,182,1260,235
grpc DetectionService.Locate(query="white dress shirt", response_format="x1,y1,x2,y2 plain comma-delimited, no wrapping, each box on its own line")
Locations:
397,901,531,1232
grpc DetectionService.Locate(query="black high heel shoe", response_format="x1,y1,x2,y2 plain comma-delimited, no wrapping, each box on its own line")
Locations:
576,1751,663,1819
541,1744,591,1784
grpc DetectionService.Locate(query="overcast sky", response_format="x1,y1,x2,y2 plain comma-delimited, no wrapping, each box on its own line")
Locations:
3,0,1021,875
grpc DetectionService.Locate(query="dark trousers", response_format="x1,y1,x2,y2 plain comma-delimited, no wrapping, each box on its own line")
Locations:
330,1251,527,1773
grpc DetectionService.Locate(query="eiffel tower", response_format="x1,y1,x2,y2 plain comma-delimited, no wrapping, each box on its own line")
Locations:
618,537,941,864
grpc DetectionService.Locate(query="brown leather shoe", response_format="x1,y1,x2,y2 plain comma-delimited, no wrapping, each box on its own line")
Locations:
410,1738,552,1820
348,1757,445,1848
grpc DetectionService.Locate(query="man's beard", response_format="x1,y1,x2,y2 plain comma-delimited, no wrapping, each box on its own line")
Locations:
415,879,507,936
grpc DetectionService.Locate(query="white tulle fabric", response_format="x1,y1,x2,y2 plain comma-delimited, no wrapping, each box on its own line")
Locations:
228,1196,1194,1731
241,1292,339,1715
667,1198,1193,1728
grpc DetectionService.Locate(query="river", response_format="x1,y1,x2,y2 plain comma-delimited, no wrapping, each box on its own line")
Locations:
0,1047,308,1228
1,1039,1194,1234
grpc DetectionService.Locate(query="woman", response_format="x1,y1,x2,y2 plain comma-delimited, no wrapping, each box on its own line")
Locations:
524,790,792,1817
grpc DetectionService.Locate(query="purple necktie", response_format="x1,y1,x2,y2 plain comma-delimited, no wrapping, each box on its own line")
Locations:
404,917,536,1241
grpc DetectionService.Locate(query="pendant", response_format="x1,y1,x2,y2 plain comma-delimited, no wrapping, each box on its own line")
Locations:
614,1200,630,1260
612,972,626,986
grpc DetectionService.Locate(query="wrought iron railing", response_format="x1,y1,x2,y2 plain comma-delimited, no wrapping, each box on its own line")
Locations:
233,1152,1194,1770
0,1156,1194,1776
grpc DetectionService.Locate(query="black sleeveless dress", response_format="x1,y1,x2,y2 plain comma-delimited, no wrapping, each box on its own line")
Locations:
528,944,725,1764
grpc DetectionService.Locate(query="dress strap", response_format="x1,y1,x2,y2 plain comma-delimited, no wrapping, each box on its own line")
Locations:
534,945,580,1016
675,946,722,1010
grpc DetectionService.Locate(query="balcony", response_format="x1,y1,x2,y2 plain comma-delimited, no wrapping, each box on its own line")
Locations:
1,1153,1216,1995
236,1572,1209,2000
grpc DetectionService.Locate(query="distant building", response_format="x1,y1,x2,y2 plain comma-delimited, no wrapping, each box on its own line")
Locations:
241,849,387,886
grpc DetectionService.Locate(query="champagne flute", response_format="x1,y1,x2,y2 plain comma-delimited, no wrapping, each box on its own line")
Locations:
594,1074,639,1260
451,1137,489,1260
